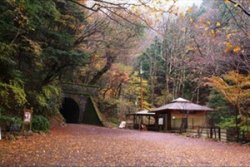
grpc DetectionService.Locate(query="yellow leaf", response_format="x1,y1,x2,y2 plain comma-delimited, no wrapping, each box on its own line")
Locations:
225,42,233,53
234,3,239,7
131,6,136,11
187,7,192,13
210,29,216,37
179,12,185,18
216,22,221,27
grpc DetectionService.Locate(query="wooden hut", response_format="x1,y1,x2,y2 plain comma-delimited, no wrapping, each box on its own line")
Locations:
151,98,213,132
126,110,157,130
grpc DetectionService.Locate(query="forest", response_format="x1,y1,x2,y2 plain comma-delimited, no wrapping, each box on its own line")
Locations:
0,0,249,135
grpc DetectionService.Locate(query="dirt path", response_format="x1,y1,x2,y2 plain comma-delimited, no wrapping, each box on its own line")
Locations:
0,124,250,166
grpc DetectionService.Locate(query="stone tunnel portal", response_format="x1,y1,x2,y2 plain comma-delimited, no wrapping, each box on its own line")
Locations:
60,97,80,123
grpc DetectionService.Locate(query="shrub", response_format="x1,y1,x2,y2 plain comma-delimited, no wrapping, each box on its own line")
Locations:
9,117,22,132
0,115,22,131
0,81,27,114
0,115,13,130
32,115,50,132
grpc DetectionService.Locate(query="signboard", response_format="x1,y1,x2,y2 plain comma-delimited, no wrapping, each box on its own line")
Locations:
24,108,32,123
23,108,33,133
158,118,164,125
24,112,31,123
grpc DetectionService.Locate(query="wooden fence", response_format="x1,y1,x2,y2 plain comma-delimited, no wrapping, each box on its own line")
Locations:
186,127,223,141
186,127,250,143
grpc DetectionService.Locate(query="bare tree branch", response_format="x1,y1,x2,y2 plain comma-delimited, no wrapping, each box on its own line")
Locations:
191,35,205,57
227,0,250,17
66,0,101,12
223,1,249,37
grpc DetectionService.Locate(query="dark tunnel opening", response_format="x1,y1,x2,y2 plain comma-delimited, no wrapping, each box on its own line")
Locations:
60,97,80,123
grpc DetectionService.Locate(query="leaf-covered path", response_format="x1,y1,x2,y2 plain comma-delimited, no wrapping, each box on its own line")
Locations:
1,124,250,166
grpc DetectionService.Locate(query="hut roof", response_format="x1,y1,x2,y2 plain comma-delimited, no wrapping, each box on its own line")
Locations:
136,110,155,115
151,97,213,112
127,109,155,116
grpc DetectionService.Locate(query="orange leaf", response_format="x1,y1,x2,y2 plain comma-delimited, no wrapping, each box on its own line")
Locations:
233,46,241,54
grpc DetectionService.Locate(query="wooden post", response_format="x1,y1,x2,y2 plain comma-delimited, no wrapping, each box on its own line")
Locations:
139,116,142,130
140,66,144,109
186,111,189,129
155,114,160,131
133,115,135,128
166,112,172,131
218,127,221,141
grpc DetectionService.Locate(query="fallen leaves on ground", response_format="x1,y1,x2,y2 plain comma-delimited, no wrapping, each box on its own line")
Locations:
0,124,250,166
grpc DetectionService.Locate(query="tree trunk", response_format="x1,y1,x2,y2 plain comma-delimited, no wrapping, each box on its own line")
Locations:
88,51,115,85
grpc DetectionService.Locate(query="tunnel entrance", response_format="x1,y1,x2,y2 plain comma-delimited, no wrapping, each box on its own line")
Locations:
60,97,80,123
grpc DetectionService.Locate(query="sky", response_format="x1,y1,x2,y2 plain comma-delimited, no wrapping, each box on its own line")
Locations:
176,0,203,9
